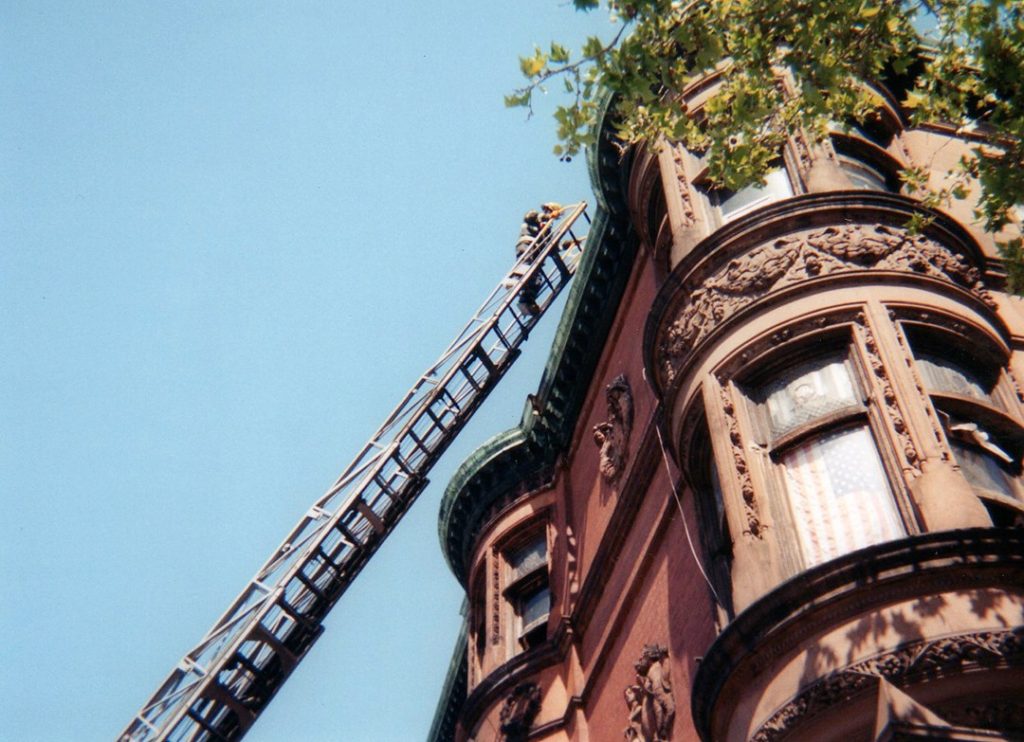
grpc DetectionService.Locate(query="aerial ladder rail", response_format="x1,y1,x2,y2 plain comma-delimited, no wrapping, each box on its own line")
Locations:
121,202,591,741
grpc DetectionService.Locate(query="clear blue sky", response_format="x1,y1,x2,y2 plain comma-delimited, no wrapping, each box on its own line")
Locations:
1,4,612,740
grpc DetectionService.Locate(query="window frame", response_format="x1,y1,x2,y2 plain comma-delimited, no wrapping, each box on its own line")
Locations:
499,524,551,655
830,134,902,194
903,323,1024,521
708,165,794,226
738,335,909,572
697,162,797,227
686,411,736,621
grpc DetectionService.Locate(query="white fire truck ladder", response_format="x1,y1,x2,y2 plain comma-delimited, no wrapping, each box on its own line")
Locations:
121,202,590,742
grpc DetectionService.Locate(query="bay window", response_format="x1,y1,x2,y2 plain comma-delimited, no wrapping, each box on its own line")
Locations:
749,353,905,569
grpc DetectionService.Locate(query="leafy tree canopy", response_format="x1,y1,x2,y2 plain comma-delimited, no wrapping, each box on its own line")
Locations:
509,0,1024,286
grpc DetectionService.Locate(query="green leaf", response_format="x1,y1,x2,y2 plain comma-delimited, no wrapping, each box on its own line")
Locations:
582,35,604,58
519,49,547,77
903,91,923,109
503,91,531,108
550,42,570,64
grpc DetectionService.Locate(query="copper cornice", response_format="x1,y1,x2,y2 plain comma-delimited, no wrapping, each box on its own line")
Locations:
438,104,638,586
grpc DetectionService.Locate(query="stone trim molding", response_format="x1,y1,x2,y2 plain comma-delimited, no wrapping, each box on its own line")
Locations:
854,312,923,475
670,145,697,228
751,628,1024,742
691,529,1024,741
716,380,762,539
658,222,994,387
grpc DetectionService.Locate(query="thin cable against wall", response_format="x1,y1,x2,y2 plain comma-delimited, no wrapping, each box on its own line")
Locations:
655,424,724,608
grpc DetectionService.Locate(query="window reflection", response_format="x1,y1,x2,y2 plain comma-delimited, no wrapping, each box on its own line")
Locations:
714,167,793,222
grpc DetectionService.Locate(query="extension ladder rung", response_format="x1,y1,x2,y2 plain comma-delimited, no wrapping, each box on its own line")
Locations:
121,202,589,742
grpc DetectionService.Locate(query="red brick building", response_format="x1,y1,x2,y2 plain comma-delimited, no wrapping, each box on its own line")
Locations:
430,70,1024,741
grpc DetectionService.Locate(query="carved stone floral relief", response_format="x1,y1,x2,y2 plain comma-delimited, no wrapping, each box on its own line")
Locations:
788,128,814,176
624,645,676,742
499,682,542,742
750,628,1024,742
491,549,501,646
564,524,580,607
593,375,634,483
670,145,697,228
854,314,923,475
658,224,994,386
718,381,762,539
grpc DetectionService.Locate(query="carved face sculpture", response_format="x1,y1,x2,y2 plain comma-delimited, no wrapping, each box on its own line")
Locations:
593,421,622,481
594,375,634,483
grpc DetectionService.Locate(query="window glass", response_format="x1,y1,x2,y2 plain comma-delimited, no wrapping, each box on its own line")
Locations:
508,537,546,582
781,425,905,567
519,585,550,631
761,356,859,439
916,353,990,401
504,530,550,653
838,155,890,191
950,440,1019,501
718,167,793,221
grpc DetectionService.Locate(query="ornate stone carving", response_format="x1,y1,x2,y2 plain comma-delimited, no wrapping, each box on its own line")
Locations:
499,682,542,742
670,146,697,227
718,382,762,539
565,525,580,606
854,314,922,474
659,224,994,385
624,645,676,742
789,128,814,175
941,701,1024,735
1005,366,1024,405
750,629,1024,741
491,550,501,646
593,375,634,483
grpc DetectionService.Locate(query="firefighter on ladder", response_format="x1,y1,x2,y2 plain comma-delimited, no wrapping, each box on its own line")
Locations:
511,202,562,316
